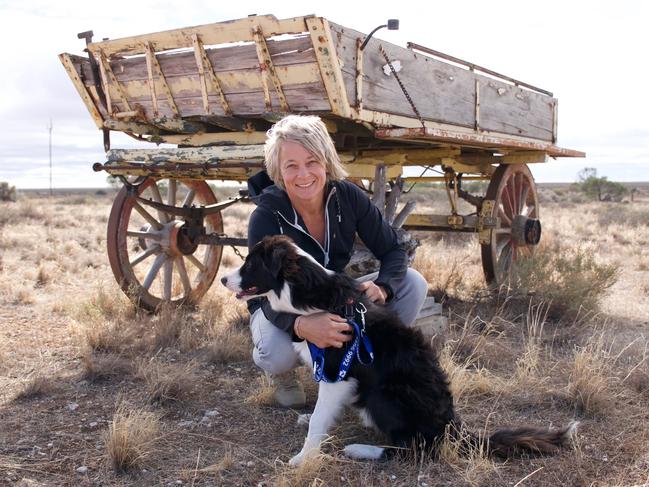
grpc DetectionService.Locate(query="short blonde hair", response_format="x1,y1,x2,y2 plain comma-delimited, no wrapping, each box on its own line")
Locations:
264,115,348,190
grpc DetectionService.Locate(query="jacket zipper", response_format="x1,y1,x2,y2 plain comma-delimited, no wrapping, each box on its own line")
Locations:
274,187,337,267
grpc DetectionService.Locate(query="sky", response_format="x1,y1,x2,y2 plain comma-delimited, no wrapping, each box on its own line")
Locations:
0,0,647,188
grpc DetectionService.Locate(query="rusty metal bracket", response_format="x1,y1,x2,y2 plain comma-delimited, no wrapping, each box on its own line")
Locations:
478,199,497,244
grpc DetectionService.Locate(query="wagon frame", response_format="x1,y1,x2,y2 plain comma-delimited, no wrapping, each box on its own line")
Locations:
60,14,584,310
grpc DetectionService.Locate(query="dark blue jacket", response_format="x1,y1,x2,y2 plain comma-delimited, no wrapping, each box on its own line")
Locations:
246,172,407,335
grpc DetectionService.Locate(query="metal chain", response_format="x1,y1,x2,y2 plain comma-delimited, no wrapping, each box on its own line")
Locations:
379,45,426,128
230,244,245,261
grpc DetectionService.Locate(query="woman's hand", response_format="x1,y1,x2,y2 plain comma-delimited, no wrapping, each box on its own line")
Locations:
295,312,352,348
359,281,387,305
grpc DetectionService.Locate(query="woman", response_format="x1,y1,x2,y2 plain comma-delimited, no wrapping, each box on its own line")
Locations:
247,115,428,407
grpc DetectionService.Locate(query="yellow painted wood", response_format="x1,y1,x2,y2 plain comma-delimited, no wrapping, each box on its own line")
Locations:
252,25,289,112
306,17,350,118
97,49,132,113
342,163,402,179
58,53,104,128
191,34,232,116
144,41,180,117
501,151,548,164
87,15,310,57
151,131,268,146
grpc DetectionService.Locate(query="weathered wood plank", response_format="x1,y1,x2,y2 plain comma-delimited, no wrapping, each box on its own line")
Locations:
87,15,309,57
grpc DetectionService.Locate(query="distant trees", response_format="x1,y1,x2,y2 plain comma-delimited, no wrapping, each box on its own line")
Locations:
575,167,627,202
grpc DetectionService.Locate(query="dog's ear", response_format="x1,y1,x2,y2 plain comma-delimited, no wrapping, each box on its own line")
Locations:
266,245,287,278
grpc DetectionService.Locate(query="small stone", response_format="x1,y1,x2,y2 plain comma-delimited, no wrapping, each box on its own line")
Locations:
204,409,219,417
89,422,98,428
67,402,79,411
246,461,254,467
175,481,183,485
76,466,88,474
47,443,53,448
390,475,396,480
178,420,194,428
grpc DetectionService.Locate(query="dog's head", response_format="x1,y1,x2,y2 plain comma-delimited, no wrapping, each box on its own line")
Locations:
221,235,303,301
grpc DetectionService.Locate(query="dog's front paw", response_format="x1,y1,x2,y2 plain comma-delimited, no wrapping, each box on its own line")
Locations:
288,447,317,467
297,413,311,427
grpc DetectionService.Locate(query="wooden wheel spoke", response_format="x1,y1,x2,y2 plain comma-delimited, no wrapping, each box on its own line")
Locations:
163,259,174,300
142,253,167,290
503,184,516,219
523,204,536,217
496,227,512,235
498,205,512,226
168,180,177,207
186,254,207,273
130,246,158,267
496,236,510,257
514,173,523,215
149,181,168,223
133,201,163,230
176,257,192,295
519,184,530,214
497,243,512,273
126,230,162,242
182,189,196,207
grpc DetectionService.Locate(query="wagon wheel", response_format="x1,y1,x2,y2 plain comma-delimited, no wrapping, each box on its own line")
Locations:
481,164,541,285
107,178,223,311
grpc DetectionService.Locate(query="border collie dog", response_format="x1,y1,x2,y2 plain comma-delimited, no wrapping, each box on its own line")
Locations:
222,235,576,465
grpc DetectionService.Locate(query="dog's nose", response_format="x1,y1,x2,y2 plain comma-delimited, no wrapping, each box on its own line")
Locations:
220,276,227,286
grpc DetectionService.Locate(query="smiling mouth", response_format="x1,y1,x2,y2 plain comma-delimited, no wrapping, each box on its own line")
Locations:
296,181,315,188
235,286,258,299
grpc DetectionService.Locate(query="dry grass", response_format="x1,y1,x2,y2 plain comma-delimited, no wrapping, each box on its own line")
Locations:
81,352,134,382
13,372,56,401
438,424,498,487
136,359,199,404
104,403,161,472
568,332,617,416
2,192,649,485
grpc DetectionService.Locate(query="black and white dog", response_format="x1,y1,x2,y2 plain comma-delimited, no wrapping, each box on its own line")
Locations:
222,235,576,465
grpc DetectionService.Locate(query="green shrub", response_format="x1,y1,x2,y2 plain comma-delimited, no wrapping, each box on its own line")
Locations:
508,244,618,321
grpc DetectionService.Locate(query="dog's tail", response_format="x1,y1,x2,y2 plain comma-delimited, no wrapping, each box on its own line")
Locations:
480,421,579,458
342,422,579,461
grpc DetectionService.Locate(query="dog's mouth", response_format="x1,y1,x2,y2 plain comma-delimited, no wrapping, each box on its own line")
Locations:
235,286,259,300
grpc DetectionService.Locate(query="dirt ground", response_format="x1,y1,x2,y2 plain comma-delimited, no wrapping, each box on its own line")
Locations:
1,186,648,486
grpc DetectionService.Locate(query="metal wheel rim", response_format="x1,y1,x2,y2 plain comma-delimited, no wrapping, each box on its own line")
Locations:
481,164,539,285
107,178,223,311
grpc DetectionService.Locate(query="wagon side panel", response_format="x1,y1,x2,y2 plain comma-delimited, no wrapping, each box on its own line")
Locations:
330,23,476,128
477,78,556,141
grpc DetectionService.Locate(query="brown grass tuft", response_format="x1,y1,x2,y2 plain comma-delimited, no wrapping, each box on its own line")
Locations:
438,424,497,487
273,452,334,487
136,359,198,404
81,352,134,382
13,372,56,401
244,374,276,407
104,403,161,472
568,332,616,415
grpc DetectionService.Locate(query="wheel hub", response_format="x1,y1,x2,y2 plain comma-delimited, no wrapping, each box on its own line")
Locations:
511,215,541,245
162,221,199,256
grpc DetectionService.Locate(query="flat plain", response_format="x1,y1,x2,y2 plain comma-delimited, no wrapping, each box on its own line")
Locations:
0,183,648,486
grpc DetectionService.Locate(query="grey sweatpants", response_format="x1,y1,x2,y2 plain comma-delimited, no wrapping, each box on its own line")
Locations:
249,268,429,375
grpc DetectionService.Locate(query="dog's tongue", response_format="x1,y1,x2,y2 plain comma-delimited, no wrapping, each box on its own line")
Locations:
236,286,258,299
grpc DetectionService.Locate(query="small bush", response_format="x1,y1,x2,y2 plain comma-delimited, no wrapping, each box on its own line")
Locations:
14,373,55,401
81,352,134,382
104,403,161,472
508,243,618,321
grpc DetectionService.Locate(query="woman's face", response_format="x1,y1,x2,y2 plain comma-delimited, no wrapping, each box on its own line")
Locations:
279,141,327,208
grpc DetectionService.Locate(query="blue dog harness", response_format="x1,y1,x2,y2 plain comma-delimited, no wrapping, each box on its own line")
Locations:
307,301,374,383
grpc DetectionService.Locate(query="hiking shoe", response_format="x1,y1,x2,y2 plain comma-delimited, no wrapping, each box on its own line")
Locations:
269,370,306,408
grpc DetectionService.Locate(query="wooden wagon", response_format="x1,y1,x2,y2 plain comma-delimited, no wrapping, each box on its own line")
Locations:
59,14,584,311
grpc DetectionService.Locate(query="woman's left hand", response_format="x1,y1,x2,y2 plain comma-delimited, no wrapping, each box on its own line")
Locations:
359,281,387,305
